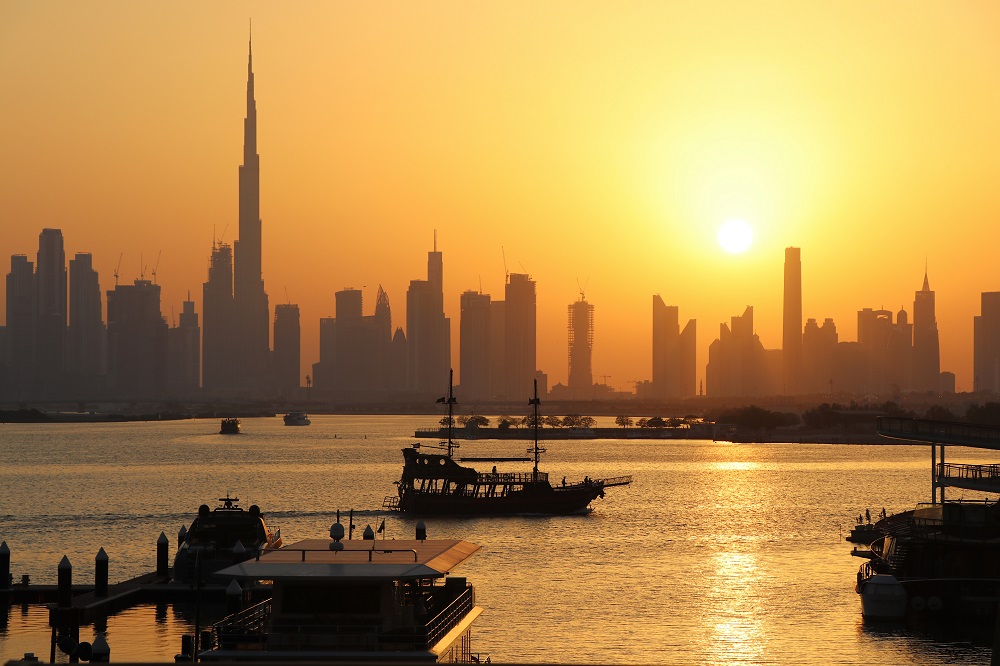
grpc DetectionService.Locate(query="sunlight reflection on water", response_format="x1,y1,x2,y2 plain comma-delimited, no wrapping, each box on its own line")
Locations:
0,417,995,664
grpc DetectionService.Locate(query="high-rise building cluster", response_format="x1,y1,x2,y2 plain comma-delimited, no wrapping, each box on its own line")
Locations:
1,42,993,406
703,248,954,399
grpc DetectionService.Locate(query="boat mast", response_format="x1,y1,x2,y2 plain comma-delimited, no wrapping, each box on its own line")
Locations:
438,369,458,458
530,379,542,479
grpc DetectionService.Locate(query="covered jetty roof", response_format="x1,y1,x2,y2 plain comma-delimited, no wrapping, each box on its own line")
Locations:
216,538,480,582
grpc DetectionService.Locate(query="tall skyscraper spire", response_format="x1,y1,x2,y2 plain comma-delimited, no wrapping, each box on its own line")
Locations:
233,28,270,392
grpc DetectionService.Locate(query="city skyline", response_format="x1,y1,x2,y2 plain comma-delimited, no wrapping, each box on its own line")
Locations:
4,4,1000,392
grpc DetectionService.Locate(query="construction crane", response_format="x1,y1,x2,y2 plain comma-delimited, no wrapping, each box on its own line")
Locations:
151,251,161,284
576,277,590,301
113,253,123,286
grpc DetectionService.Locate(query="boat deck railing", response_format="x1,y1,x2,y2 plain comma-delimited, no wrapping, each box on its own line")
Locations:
475,471,547,484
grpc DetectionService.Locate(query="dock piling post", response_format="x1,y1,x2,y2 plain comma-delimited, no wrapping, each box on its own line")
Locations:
226,579,243,615
156,533,169,580
91,635,110,663
0,541,9,591
95,548,109,597
232,540,246,564
57,556,72,609
416,521,426,541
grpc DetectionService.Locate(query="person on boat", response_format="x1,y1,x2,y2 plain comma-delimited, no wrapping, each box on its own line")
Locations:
865,508,871,523
880,507,886,519
562,476,566,486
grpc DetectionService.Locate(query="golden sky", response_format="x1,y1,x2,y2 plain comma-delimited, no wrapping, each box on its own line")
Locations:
3,2,1000,393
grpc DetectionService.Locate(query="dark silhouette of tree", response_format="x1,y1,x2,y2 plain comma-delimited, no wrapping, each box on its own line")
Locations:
615,415,633,430
966,403,1000,426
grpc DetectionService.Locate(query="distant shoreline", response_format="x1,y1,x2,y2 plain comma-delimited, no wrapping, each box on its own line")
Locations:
414,426,894,444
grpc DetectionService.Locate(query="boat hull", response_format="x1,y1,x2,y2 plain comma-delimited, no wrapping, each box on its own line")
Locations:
398,484,603,516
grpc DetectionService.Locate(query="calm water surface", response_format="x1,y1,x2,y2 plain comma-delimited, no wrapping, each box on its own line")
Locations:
0,416,995,664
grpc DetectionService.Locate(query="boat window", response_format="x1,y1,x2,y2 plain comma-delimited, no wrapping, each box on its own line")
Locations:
281,583,381,615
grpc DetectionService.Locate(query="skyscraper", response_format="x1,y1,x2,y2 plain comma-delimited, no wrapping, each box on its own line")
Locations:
68,253,104,389
272,303,300,395
567,296,594,398
460,290,491,401
202,242,236,392
974,292,1000,394
5,255,36,397
166,295,200,394
406,239,450,395
106,279,167,398
782,247,802,395
232,34,271,393
36,228,67,393
651,295,696,399
504,273,536,400
912,269,941,393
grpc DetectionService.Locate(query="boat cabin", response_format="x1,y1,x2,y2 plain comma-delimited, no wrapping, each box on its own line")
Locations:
203,536,483,662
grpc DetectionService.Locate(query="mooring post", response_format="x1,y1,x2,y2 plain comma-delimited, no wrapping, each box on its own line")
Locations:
232,540,246,564
95,548,109,598
226,579,243,615
0,541,10,591
57,556,72,609
415,521,426,541
91,635,110,663
156,532,169,580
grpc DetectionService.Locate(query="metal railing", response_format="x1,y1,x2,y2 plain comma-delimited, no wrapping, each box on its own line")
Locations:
939,462,1000,483
476,471,547,484
209,585,476,653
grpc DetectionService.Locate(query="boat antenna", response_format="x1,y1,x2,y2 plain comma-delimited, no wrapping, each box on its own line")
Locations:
437,369,458,458
528,379,545,479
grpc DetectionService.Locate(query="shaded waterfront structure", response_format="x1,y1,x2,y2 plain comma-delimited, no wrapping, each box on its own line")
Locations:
68,253,106,393
974,292,1000,394
912,269,941,393
651,295,696,399
567,296,595,399
106,279,167,398
459,290,491,401
272,302,301,396
783,247,802,395
406,240,450,396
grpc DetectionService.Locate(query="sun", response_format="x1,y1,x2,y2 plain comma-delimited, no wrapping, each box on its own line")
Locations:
717,219,753,254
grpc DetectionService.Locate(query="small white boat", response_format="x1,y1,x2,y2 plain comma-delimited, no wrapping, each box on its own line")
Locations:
283,412,310,426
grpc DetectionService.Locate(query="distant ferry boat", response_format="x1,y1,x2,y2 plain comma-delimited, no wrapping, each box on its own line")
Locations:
283,412,310,426
384,373,631,516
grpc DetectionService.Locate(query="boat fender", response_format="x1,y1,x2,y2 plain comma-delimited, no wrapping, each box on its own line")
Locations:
927,596,942,612
910,595,926,611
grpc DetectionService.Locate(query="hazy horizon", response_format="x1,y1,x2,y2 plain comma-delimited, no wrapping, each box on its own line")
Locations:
4,2,999,392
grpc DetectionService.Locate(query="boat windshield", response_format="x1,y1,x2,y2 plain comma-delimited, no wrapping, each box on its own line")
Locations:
188,519,264,548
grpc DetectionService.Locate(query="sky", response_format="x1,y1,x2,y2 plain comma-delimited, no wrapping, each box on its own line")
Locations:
3,2,1000,393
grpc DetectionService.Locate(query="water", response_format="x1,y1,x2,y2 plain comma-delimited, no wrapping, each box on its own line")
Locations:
0,416,996,664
